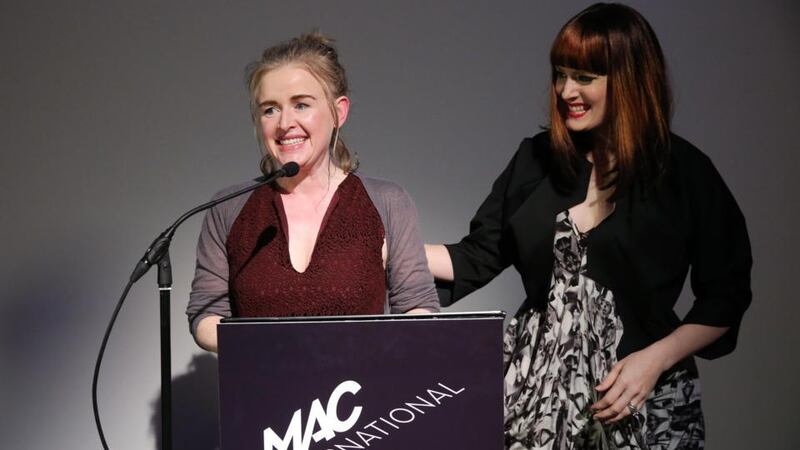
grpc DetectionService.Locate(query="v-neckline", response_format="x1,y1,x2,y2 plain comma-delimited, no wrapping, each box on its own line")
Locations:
273,173,351,274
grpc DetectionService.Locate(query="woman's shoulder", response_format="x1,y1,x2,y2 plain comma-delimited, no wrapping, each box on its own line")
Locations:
668,133,722,166
352,173,405,195
517,131,553,161
352,173,418,222
354,173,409,200
205,179,264,224
351,173,427,250
496,131,554,191
661,134,745,217
666,133,723,179
506,131,553,173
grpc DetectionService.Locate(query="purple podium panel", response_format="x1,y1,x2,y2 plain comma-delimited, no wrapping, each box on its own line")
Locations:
218,312,505,450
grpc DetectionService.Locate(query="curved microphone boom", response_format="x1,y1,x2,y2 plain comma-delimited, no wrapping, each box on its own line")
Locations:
130,162,299,282
93,161,299,450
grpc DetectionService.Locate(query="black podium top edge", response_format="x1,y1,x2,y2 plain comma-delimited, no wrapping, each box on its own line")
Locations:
220,310,506,324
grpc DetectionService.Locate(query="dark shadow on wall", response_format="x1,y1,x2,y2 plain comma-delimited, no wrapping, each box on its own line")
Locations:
151,353,220,450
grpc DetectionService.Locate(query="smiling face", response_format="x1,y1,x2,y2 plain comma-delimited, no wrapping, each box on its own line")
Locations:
256,64,349,173
554,66,608,132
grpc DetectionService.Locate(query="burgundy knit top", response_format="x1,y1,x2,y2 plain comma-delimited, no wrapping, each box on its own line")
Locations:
187,173,440,337
226,174,386,317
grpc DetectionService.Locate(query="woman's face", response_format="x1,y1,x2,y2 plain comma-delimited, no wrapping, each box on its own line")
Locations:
554,66,608,132
256,65,349,172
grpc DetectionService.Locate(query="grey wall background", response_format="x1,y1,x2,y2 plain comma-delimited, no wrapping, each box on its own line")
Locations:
1,1,798,449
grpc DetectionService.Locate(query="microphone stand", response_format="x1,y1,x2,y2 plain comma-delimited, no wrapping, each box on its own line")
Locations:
126,163,298,450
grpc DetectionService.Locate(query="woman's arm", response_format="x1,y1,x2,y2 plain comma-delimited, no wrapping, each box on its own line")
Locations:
405,308,434,314
593,140,753,422
435,138,542,304
424,244,454,281
369,179,440,313
195,315,223,353
591,324,728,422
187,185,251,350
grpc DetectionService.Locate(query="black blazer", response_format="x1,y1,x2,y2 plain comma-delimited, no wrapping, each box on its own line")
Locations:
442,132,751,372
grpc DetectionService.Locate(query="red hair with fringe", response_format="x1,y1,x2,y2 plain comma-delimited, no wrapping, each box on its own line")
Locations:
548,3,672,193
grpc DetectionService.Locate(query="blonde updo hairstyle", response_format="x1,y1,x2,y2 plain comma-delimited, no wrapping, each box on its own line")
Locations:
245,32,358,175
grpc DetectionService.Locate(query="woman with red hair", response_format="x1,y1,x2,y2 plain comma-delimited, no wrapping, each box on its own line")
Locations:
427,3,751,448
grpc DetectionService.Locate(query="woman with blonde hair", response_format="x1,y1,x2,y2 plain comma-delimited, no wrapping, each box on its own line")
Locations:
427,3,751,448
187,32,438,352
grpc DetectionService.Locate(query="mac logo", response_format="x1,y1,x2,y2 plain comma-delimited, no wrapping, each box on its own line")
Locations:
263,380,362,450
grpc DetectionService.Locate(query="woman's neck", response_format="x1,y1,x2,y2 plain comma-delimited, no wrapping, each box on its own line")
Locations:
277,159,346,197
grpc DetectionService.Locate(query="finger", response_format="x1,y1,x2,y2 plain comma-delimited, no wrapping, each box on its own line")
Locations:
607,398,634,423
608,394,646,424
596,361,624,392
593,391,628,420
592,379,626,411
599,391,637,423
608,408,629,423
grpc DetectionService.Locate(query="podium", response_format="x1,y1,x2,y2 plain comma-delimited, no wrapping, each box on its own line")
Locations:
218,311,505,450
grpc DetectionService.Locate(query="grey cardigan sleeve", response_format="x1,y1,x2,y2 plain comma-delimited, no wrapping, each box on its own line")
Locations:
359,175,441,313
186,183,254,337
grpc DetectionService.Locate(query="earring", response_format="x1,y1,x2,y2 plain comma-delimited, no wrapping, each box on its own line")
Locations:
329,127,340,162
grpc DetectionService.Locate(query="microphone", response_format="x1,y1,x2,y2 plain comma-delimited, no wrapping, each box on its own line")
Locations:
254,161,299,182
281,161,300,177
129,162,300,283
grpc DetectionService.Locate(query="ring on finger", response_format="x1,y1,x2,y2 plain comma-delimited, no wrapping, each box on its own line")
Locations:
627,401,645,424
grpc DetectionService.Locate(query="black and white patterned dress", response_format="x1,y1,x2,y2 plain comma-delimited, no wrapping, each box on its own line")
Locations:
503,211,705,450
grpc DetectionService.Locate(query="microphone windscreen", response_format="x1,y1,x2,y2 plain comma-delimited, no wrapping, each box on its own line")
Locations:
282,162,300,177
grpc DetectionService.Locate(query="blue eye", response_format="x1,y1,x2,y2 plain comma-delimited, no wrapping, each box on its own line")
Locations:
295,103,309,111
262,106,277,117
